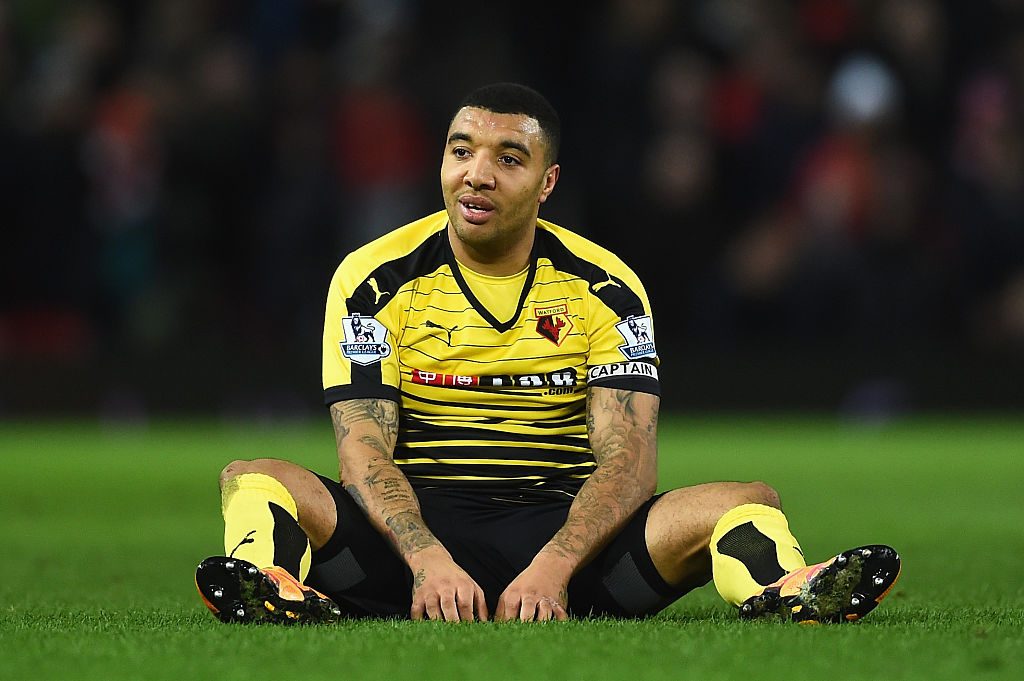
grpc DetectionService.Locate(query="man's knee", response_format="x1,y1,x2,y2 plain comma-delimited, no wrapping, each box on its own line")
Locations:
651,480,781,526
740,481,780,510
219,458,287,488
217,458,336,549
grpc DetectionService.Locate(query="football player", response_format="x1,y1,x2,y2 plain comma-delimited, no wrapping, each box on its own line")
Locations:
196,82,899,624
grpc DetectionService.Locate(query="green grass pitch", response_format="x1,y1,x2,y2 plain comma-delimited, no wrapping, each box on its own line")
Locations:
2,415,1022,680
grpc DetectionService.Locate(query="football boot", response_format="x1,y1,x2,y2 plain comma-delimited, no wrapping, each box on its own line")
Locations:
195,556,343,624
738,544,901,623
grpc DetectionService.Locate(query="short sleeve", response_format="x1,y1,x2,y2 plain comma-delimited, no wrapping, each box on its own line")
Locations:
585,270,660,397
322,261,402,406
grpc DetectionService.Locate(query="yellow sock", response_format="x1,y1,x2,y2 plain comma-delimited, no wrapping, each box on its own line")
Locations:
710,503,807,606
221,473,311,581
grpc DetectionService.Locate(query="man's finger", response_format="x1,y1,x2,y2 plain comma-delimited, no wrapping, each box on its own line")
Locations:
536,598,552,622
503,592,520,622
440,592,459,622
518,596,538,622
475,585,489,622
553,601,569,622
410,598,426,621
456,587,475,622
496,592,518,622
425,595,442,621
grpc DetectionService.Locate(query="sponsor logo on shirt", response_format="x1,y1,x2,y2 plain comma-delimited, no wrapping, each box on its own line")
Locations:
411,367,578,390
591,270,621,292
586,362,659,382
367,277,390,304
615,315,657,360
424,319,458,346
340,313,391,365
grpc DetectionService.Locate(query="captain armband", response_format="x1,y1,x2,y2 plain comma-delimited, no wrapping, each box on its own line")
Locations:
586,362,659,383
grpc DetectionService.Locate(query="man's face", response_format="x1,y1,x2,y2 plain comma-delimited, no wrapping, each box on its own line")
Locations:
441,107,559,259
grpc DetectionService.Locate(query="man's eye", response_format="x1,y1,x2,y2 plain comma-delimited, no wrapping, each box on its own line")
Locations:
453,148,470,158
499,155,520,166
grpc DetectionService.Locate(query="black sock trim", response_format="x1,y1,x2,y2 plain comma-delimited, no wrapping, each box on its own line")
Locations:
269,502,310,578
716,520,787,586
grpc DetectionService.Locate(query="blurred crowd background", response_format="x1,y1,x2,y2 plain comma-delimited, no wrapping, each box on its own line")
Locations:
2,0,1023,418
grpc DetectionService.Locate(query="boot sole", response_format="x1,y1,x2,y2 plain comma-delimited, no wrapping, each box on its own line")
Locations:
195,556,342,624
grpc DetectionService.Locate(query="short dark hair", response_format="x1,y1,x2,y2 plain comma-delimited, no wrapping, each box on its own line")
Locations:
455,82,561,164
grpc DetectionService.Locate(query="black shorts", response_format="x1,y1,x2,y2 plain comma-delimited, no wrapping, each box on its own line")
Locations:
305,475,696,619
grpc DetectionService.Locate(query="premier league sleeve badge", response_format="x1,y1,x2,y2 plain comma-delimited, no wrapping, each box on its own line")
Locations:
339,313,392,365
614,315,657,360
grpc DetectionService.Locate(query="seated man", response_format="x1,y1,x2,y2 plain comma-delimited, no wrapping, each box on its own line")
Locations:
195,82,900,624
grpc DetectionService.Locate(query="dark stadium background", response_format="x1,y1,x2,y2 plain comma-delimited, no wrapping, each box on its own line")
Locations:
2,0,1023,420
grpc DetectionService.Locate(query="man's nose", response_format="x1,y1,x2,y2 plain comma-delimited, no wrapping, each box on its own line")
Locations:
464,156,496,190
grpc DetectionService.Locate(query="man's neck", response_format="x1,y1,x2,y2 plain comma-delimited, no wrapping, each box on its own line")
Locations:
448,230,535,276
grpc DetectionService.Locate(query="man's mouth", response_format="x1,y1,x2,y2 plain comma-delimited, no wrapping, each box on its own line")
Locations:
458,196,495,224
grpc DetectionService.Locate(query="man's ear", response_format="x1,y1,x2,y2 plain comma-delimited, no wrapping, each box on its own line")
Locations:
539,164,561,204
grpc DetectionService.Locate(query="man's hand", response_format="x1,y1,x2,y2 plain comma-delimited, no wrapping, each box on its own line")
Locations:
409,545,489,622
495,554,570,622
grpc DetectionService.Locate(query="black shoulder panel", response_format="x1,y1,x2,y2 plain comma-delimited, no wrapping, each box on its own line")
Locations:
533,229,646,318
346,229,449,315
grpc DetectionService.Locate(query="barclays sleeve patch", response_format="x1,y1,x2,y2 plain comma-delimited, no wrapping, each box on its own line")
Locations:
615,315,657,360
339,313,391,365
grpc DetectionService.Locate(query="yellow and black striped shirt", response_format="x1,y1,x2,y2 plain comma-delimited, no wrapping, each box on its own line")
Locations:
323,210,659,498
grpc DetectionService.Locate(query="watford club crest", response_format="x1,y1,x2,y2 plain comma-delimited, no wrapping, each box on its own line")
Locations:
535,303,573,346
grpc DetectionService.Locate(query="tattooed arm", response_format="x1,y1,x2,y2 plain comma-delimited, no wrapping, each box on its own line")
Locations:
330,399,488,621
494,387,659,621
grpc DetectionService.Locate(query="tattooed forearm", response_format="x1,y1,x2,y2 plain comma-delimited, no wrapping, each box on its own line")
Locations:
358,434,393,458
365,459,416,505
347,458,439,559
331,398,441,562
544,455,647,562
386,511,441,555
543,387,659,566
